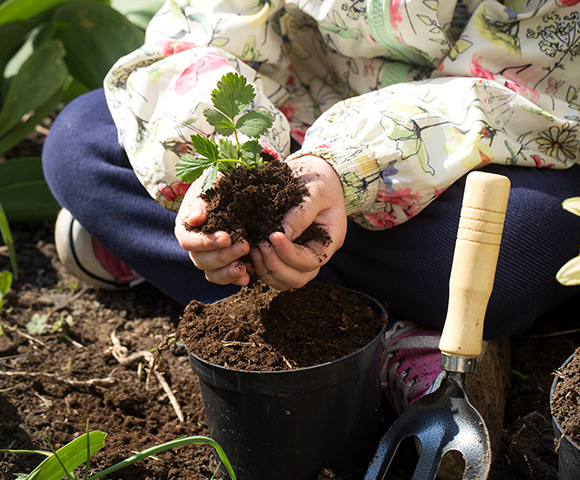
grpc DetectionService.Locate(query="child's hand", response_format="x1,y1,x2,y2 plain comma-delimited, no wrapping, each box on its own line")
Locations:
175,178,251,286
249,155,347,290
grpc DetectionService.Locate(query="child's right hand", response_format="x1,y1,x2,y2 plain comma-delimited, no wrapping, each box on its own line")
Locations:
175,178,252,286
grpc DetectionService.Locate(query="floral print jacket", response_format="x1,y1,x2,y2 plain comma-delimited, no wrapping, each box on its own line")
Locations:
104,0,580,230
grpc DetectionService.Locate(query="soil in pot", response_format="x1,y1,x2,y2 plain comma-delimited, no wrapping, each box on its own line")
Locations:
177,281,386,371
551,347,580,445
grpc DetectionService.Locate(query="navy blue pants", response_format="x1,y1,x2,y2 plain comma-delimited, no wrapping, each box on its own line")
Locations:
42,89,580,339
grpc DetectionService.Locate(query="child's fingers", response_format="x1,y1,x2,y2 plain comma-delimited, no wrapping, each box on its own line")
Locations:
267,232,326,272
251,241,320,290
203,261,251,286
189,240,250,271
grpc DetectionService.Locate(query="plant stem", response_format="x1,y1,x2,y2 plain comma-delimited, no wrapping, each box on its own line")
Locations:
88,436,236,480
219,157,251,169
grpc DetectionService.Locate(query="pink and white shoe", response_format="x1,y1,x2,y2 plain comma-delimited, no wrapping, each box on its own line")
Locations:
381,320,444,415
55,208,145,290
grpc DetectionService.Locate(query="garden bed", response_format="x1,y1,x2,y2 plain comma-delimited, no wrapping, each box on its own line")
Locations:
1,222,580,479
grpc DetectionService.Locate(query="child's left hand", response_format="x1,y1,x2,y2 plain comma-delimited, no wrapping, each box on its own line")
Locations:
249,155,347,290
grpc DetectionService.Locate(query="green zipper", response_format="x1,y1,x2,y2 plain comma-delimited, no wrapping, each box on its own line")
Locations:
367,0,432,68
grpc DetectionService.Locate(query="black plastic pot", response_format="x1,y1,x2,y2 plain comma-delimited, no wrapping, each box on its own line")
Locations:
550,351,580,480
186,292,388,480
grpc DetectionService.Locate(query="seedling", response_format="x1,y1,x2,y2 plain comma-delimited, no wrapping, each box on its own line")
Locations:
26,312,74,335
0,421,237,480
0,270,11,313
175,72,274,191
0,201,18,279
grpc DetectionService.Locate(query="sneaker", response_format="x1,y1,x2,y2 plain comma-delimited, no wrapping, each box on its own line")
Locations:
54,208,145,290
381,320,444,415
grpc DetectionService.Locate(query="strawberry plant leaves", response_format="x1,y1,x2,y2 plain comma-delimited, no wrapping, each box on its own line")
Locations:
191,134,219,160
175,155,211,184
236,110,273,139
204,109,235,136
239,140,263,165
211,72,254,119
202,164,219,191
175,72,275,190
217,138,238,165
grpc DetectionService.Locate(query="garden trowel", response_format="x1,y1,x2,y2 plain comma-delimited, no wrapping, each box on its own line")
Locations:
364,171,511,480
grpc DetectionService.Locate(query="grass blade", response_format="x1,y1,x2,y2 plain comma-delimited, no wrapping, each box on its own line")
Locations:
0,201,18,279
89,435,236,480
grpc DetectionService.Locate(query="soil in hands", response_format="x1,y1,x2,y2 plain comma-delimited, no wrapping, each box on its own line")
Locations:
187,156,330,247
551,346,580,446
177,281,385,371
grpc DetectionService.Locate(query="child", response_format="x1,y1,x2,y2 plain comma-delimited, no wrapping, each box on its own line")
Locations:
43,0,580,471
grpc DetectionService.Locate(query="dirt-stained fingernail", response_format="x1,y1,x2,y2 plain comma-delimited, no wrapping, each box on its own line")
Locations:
214,232,230,248
281,223,294,240
269,232,283,247
231,262,245,277
259,241,272,252
234,241,249,256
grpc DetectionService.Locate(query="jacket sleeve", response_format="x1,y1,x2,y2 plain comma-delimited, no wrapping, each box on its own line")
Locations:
288,1,580,230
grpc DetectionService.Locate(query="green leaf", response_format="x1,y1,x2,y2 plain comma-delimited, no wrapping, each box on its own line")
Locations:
0,0,107,25
0,39,67,137
0,270,12,296
24,431,107,480
0,201,17,278
0,157,45,188
211,72,254,120
0,87,63,155
53,3,145,89
217,138,238,162
0,269,13,310
191,134,219,161
175,135,219,184
88,435,236,480
0,22,29,67
562,197,580,217
202,164,219,191
26,313,48,335
0,180,61,222
204,108,235,136
236,110,273,139
110,0,164,30
557,255,580,286
239,140,263,165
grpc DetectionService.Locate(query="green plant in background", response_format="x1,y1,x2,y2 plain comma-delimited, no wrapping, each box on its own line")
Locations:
0,0,163,223
556,197,580,286
0,422,237,480
0,200,17,277
175,72,275,191
0,269,12,312
26,312,74,335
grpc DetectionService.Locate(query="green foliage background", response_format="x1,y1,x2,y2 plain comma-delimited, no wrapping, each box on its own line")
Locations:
0,0,163,222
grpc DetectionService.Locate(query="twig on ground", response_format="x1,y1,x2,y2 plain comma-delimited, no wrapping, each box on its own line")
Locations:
154,370,185,423
109,330,185,423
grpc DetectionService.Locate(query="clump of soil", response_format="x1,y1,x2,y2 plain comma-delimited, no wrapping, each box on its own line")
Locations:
188,156,330,247
177,281,386,371
551,346,580,445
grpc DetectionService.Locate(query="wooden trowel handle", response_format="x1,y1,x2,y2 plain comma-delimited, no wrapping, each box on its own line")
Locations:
439,171,510,362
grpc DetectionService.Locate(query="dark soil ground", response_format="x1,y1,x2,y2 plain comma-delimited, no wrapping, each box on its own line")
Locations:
2,127,580,479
